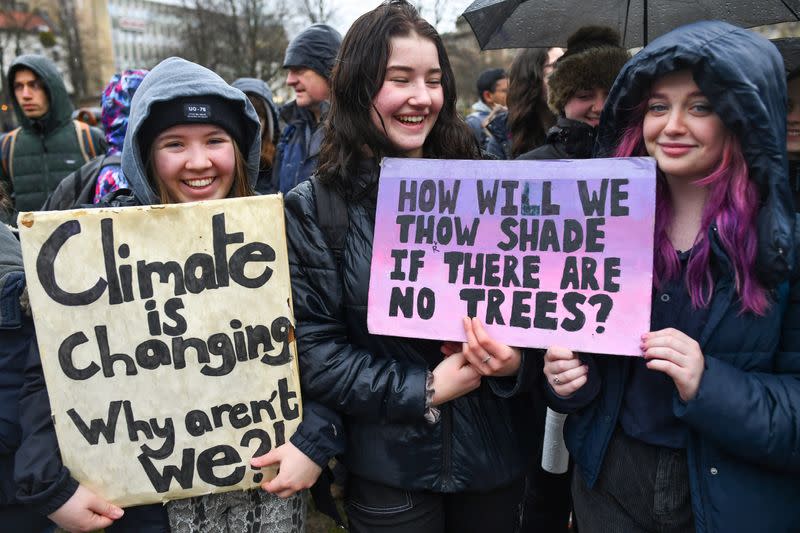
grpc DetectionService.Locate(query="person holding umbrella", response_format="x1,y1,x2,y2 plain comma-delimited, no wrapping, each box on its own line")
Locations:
542,20,800,533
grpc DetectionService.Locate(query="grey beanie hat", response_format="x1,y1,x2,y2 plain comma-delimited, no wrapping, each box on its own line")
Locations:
283,24,343,79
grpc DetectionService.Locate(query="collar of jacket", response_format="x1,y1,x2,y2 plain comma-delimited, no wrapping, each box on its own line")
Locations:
280,99,330,127
348,157,381,202
547,117,597,158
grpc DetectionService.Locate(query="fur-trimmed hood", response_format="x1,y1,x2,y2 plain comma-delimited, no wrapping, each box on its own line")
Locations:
547,26,629,115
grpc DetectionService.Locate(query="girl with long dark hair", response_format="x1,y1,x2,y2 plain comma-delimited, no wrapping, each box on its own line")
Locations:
284,2,536,531
485,47,562,159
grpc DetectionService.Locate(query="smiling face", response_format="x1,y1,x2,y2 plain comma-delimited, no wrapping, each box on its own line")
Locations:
152,124,235,203
370,32,444,158
563,87,607,127
643,70,727,182
787,76,800,157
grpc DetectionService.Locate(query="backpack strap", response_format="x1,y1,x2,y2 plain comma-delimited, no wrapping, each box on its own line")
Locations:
1,127,21,179
73,120,98,162
311,175,348,266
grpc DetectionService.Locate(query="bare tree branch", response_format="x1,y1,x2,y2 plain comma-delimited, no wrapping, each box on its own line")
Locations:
179,0,287,83
298,0,334,25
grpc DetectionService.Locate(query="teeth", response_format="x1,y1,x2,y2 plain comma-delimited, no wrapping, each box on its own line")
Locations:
185,177,214,188
397,115,424,124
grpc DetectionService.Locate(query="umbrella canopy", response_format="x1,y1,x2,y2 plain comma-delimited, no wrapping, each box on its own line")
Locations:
773,37,800,76
463,0,800,49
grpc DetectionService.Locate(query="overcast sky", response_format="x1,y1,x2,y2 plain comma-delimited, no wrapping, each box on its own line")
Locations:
327,0,474,36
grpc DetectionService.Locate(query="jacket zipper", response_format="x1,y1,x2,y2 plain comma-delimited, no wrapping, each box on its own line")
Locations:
40,133,50,189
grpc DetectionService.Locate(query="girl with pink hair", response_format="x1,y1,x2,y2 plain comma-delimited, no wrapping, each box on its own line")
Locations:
542,21,800,533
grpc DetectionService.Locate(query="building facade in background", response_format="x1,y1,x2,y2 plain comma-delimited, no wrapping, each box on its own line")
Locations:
108,0,181,72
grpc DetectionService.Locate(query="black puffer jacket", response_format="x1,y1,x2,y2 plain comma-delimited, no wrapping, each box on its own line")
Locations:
284,159,536,492
517,117,596,161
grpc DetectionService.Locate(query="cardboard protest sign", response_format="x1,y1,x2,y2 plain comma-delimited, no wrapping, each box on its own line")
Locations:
368,158,656,356
18,196,301,506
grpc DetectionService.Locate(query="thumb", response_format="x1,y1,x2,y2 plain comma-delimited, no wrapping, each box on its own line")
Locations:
261,469,286,494
251,447,280,468
87,495,124,520
87,514,116,530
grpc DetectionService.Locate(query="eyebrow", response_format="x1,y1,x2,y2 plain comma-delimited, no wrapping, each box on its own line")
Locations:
386,65,442,75
155,127,227,141
649,90,707,99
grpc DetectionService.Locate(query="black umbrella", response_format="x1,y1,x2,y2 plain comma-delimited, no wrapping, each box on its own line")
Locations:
463,0,800,49
773,37,800,76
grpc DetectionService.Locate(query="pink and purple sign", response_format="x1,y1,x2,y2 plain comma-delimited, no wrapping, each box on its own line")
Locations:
367,157,656,356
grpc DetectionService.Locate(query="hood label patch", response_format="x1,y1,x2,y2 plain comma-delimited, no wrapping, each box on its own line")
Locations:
184,103,210,120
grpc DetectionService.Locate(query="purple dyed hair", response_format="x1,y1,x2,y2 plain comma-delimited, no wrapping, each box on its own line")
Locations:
614,100,769,315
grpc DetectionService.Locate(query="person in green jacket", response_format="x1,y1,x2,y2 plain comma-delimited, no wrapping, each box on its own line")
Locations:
0,54,105,224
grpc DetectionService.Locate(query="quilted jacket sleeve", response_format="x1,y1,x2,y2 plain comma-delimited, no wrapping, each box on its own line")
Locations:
284,182,428,423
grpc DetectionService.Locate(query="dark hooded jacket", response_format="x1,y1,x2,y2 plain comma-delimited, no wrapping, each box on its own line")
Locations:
232,78,280,194
1,55,106,218
15,57,344,523
284,159,536,492
547,21,800,533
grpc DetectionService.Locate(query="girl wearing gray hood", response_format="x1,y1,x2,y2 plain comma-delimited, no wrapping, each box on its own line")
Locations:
16,57,343,533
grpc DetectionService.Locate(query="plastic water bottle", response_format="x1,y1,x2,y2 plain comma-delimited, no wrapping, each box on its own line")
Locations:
541,408,569,474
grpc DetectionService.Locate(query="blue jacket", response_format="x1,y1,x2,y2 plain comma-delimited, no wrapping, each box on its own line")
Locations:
484,110,510,160
272,101,326,194
465,100,491,147
549,21,800,533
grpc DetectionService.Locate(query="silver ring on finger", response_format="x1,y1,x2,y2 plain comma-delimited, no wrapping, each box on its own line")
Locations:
481,355,492,364
553,375,561,385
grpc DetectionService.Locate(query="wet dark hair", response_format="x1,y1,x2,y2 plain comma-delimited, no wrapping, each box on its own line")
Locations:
507,48,557,157
476,68,507,101
316,0,478,192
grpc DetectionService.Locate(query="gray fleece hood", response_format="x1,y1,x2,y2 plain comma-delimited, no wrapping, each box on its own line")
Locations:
121,57,262,205
232,77,279,145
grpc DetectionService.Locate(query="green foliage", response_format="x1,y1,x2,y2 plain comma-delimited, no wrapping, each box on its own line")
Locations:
39,30,56,48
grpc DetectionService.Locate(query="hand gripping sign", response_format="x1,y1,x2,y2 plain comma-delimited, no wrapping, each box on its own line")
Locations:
367,157,656,356
18,195,301,506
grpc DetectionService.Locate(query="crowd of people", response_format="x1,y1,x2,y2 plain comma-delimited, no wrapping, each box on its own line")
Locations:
1,1,800,532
